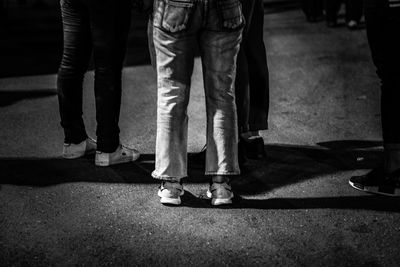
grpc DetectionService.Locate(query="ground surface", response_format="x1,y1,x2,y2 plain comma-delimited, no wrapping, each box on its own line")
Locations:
1,4,400,267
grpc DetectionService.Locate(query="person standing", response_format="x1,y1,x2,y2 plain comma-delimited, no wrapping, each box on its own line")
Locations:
349,0,400,196
57,0,140,166
301,0,324,22
151,0,244,206
324,0,363,29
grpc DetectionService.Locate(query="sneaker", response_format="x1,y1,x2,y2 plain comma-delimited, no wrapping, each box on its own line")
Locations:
347,20,358,30
95,144,140,166
63,137,97,159
206,182,234,206
349,167,400,196
158,181,184,205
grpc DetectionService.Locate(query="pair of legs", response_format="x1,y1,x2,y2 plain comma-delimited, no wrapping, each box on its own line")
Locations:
151,0,243,205
57,0,139,165
324,0,363,27
349,0,400,196
235,0,269,160
301,0,324,22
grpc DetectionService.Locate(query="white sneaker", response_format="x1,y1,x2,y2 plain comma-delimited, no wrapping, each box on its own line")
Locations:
206,182,234,206
63,138,97,159
95,144,140,166
158,181,184,205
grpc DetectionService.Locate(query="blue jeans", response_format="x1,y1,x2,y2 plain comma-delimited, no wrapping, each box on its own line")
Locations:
151,0,244,180
57,0,131,152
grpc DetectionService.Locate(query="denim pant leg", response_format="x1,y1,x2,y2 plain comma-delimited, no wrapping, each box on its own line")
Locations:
58,0,91,144
200,16,242,176
87,0,131,152
151,27,196,180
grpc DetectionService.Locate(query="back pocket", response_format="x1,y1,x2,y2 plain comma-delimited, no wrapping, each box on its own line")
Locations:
161,0,195,33
216,0,244,30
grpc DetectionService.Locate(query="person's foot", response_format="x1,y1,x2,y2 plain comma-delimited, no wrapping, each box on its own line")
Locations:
347,20,358,30
95,144,140,166
326,20,337,28
158,180,184,205
207,178,234,206
63,137,97,159
349,167,400,196
240,136,266,160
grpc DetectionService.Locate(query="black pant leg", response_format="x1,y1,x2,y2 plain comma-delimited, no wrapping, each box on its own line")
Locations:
345,0,363,22
235,0,254,133
87,0,131,152
324,0,341,23
364,0,400,147
57,0,92,144
245,0,269,131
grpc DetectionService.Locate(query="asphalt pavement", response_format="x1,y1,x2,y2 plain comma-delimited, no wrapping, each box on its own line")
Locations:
1,6,400,267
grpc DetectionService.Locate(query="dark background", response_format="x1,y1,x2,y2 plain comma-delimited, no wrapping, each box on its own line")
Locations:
0,0,300,78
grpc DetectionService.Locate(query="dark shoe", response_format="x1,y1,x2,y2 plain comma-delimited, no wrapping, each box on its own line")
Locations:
326,20,337,28
349,167,400,196
240,136,266,160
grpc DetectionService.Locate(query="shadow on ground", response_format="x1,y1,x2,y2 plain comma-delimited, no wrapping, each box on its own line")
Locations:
0,140,384,187
0,89,57,107
2,140,399,212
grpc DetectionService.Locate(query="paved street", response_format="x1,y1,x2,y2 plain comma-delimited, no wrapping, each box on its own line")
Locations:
1,5,399,266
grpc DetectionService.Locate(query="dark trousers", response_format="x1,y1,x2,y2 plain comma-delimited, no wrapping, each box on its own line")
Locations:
301,0,323,20
325,0,363,23
364,0,400,148
235,0,269,133
57,0,131,152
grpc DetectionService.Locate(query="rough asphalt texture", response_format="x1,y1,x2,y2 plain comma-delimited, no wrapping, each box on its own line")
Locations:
1,6,400,267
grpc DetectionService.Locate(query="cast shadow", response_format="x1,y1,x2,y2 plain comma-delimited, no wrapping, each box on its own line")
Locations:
1,140,397,212
0,89,57,107
0,139,383,189
178,191,400,212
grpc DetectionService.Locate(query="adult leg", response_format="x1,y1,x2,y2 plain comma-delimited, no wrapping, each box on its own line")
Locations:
345,0,363,23
324,0,340,26
349,0,400,196
87,0,131,153
57,0,92,144
151,3,197,181
246,0,269,133
200,0,242,177
235,0,254,134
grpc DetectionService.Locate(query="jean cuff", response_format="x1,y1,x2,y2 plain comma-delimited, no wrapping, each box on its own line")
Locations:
205,171,241,176
151,171,185,182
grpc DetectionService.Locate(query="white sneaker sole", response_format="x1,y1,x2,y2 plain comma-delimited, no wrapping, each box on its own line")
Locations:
158,189,182,205
63,151,86,159
349,180,400,196
95,153,140,167
206,190,233,206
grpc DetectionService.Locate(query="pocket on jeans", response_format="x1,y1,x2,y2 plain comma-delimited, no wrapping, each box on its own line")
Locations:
216,0,245,30
153,0,194,33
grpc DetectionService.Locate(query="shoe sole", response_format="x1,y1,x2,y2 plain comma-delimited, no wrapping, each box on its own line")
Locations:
95,153,140,167
158,190,182,205
63,149,96,159
206,190,234,206
349,180,400,196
